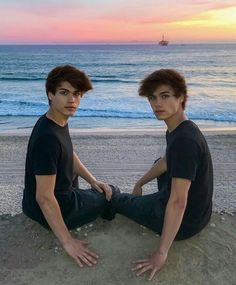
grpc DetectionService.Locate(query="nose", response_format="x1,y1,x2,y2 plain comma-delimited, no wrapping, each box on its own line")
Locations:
68,96,74,103
153,97,161,108
68,93,77,102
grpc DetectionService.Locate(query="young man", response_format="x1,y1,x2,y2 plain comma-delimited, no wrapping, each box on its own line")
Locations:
22,65,115,268
111,69,213,280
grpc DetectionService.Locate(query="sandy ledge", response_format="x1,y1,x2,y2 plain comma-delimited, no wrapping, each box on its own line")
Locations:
0,131,235,284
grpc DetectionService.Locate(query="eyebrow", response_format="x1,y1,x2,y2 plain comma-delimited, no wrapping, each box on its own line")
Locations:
159,91,170,95
58,88,79,92
58,88,68,91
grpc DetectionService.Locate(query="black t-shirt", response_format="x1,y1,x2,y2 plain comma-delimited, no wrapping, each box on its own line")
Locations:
165,120,213,239
22,114,74,224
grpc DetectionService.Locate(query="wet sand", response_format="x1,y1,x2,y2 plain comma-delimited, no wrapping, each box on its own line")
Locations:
0,130,236,284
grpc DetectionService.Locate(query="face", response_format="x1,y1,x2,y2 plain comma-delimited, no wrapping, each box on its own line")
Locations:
147,84,184,122
48,81,83,118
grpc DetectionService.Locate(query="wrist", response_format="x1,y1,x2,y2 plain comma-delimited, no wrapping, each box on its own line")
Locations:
88,176,97,185
61,236,73,247
157,248,168,256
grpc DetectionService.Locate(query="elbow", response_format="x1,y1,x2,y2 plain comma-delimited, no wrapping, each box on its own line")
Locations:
175,200,187,212
36,192,51,207
170,198,187,213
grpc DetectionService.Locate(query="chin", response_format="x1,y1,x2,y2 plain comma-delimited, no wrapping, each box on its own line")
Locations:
66,110,76,116
155,115,165,120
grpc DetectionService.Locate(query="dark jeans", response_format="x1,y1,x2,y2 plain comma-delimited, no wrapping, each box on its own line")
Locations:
30,176,119,230
64,185,119,230
111,171,170,236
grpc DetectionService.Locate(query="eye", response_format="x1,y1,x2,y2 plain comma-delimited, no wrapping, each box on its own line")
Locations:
74,91,82,97
148,95,155,101
161,94,169,99
58,90,68,96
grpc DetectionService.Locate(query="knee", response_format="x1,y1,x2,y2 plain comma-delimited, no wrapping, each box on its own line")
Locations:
109,184,121,195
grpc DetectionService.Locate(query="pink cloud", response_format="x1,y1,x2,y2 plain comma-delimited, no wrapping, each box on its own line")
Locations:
0,0,236,43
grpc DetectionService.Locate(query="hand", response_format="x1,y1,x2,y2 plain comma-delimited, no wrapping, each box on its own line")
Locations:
132,250,168,281
91,180,112,201
132,182,142,196
63,238,99,267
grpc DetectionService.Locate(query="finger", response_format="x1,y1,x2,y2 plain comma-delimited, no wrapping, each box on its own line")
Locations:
106,195,111,201
149,268,158,281
136,265,152,276
79,255,93,267
106,184,112,192
105,191,112,201
131,262,150,272
93,185,103,193
74,256,84,268
101,184,112,193
83,252,98,265
85,248,99,259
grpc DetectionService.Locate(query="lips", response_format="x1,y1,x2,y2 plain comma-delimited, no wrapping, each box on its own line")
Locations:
65,106,76,111
155,110,165,115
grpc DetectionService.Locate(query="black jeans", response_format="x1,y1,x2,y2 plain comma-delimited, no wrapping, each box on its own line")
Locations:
111,171,170,236
64,185,119,230
29,176,119,230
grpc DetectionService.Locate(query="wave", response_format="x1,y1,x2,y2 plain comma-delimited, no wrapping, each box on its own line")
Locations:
0,77,44,81
0,111,235,123
0,76,137,84
0,100,235,122
0,99,47,107
188,113,236,122
1,113,235,122
91,78,138,83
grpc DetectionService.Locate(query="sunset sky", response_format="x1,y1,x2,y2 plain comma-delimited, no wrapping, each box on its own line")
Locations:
1,0,236,44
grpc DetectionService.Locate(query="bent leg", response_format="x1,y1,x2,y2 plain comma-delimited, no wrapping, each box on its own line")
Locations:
111,191,166,235
110,170,170,235
65,185,118,230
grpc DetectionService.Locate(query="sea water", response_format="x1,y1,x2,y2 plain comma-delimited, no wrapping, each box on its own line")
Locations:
0,44,235,131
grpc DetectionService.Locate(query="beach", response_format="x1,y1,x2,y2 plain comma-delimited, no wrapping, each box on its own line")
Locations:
0,129,236,284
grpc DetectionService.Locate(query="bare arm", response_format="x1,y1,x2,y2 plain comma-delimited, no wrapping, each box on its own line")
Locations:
73,151,112,200
73,151,96,184
132,177,191,280
36,174,99,267
132,156,167,195
158,177,190,253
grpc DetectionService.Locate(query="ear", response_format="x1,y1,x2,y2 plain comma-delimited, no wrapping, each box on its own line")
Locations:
180,95,184,103
48,92,55,101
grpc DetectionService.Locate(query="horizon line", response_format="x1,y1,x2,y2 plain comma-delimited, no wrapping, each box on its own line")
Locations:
0,41,236,45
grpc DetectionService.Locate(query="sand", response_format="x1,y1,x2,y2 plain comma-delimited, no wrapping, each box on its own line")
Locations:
0,129,236,284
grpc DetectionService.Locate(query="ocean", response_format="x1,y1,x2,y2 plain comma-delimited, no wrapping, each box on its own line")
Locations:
0,44,236,131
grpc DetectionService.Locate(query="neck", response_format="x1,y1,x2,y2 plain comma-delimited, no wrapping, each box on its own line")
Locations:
46,108,68,127
165,111,188,132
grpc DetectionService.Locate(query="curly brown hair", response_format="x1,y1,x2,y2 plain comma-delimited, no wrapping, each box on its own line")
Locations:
139,69,188,109
45,65,92,105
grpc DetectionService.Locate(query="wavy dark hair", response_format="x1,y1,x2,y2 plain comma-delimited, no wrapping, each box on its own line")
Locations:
45,65,92,105
139,69,188,109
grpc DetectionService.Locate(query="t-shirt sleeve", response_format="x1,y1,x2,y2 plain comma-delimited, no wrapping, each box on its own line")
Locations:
169,137,200,181
32,135,61,175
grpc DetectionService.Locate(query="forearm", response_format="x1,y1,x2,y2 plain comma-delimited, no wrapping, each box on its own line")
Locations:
136,156,167,187
73,152,96,184
38,196,72,245
158,200,186,254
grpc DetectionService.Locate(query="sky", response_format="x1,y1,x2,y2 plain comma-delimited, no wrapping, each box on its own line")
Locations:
1,0,236,44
